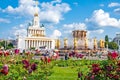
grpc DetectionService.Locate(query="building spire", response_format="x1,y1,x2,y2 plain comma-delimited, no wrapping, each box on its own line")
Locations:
33,0,40,27
34,0,39,16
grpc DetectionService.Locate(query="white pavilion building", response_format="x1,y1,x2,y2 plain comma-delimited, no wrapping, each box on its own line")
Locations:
17,1,55,50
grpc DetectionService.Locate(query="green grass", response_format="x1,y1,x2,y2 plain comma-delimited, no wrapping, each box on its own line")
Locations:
48,64,90,80
48,66,78,80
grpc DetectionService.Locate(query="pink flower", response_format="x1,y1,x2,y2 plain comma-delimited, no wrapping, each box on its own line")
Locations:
4,51,9,57
22,60,30,69
14,49,20,55
92,67,101,74
28,69,33,74
0,51,3,56
117,61,120,67
111,51,118,59
78,72,83,78
76,54,84,58
90,75,95,80
92,64,101,74
31,63,37,71
92,64,99,68
105,65,113,71
1,64,9,75
107,51,118,59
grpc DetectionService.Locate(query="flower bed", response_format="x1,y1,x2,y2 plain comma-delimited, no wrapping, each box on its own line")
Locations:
0,50,119,80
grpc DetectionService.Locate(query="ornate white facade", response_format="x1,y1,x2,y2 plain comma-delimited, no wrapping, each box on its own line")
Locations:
18,2,55,50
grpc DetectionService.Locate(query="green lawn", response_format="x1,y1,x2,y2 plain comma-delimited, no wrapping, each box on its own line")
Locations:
48,63,90,80
48,66,78,80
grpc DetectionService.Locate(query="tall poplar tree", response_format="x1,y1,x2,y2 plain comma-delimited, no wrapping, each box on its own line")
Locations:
105,35,109,48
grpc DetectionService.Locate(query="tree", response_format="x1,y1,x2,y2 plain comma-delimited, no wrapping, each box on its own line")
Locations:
7,43,14,49
0,41,6,49
105,35,109,48
108,42,119,50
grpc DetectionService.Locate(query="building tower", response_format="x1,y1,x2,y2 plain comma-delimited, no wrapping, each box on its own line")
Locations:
27,0,45,37
24,0,55,49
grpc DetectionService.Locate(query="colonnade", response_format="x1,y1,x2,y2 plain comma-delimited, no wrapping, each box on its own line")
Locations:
25,40,52,49
28,29,45,36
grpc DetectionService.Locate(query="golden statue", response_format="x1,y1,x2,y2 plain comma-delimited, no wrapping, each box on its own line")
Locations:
100,39,103,48
102,40,105,48
85,38,88,49
55,39,60,49
93,38,97,49
74,38,77,49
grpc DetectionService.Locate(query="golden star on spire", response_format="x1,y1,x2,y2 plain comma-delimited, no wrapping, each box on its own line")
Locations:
35,0,38,7
34,0,39,16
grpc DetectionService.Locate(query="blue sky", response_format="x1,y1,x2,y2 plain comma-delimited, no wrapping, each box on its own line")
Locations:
0,0,120,40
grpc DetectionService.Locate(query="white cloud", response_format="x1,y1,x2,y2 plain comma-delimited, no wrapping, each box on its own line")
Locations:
63,23,87,30
3,0,71,24
64,30,72,34
40,2,71,24
61,23,87,38
108,2,120,7
90,29,104,34
50,30,61,39
86,9,120,28
0,18,10,23
10,24,27,39
3,0,36,16
87,29,104,38
114,8,120,14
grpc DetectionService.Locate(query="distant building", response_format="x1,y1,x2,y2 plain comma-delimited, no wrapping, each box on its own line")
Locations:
113,33,120,49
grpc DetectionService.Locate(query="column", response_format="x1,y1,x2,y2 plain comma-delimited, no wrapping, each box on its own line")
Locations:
25,40,26,49
46,41,47,48
38,40,40,48
42,41,44,46
46,41,48,49
48,41,50,49
35,40,37,48
40,41,42,46
27,40,29,49
33,40,35,47
49,41,51,49
29,40,31,48
31,40,33,47
26,40,28,49
35,30,36,36
34,30,35,35
29,40,30,48
36,40,38,48
43,41,44,46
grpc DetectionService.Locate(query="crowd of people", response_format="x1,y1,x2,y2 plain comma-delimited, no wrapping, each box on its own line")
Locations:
0,48,119,63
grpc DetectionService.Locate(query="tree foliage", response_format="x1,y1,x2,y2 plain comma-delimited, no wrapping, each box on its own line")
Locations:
108,41,119,50
0,41,14,49
7,43,14,49
105,35,109,48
